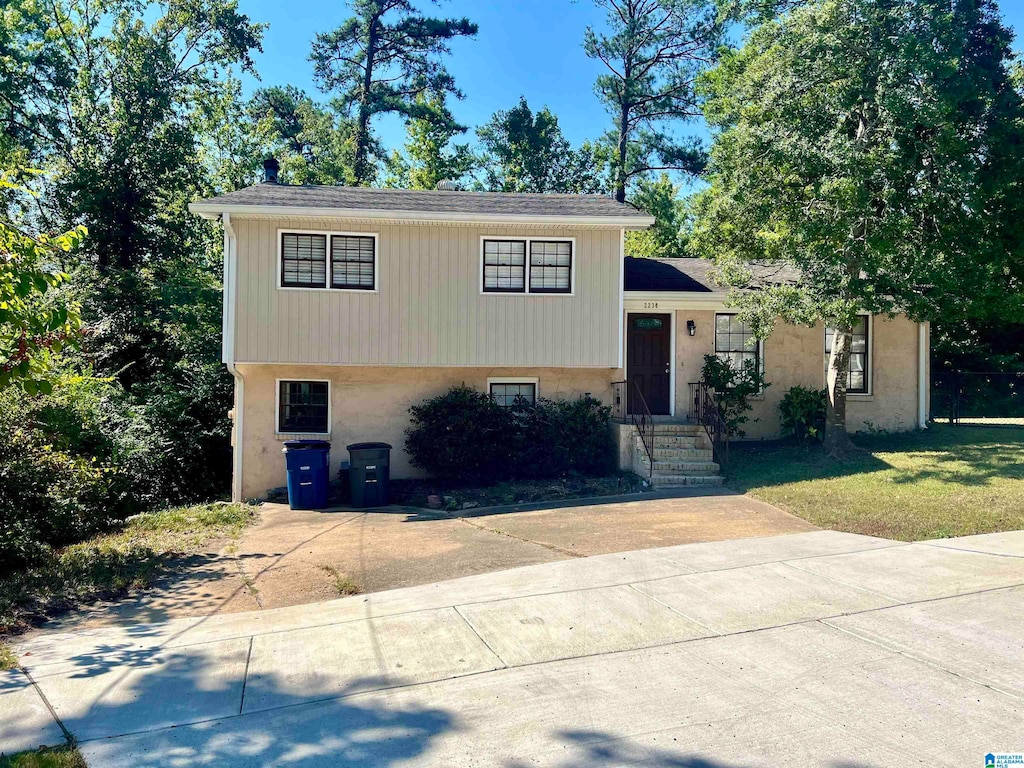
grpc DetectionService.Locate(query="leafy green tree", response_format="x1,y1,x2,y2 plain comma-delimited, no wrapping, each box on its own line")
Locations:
624,173,686,257
385,95,474,189
584,0,722,202
1,177,84,393
310,0,478,185
691,0,1024,455
2,0,264,499
249,86,357,185
476,97,610,194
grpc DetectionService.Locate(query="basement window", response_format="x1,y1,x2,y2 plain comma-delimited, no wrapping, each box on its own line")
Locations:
277,380,330,434
488,379,538,408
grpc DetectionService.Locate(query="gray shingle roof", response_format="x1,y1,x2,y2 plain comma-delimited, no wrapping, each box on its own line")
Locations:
191,183,652,220
624,257,801,293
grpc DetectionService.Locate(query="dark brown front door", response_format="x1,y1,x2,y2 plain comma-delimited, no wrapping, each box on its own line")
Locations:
627,313,671,415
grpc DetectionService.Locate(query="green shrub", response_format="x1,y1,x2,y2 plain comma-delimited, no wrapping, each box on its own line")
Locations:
405,385,515,482
514,396,616,478
0,424,136,573
779,386,827,441
405,386,616,484
700,355,769,437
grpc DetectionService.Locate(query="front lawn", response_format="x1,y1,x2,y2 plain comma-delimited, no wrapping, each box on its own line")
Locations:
0,746,86,768
0,502,259,633
726,425,1024,541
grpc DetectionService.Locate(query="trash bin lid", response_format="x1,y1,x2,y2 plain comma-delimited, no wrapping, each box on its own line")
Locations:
283,439,331,450
346,442,392,451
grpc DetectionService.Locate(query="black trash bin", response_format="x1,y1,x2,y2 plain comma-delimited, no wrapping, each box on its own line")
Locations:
282,440,331,510
347,442,391,508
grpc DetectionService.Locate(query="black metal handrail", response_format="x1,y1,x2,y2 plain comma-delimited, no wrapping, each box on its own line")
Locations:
688,381,730,470
612,380,655,476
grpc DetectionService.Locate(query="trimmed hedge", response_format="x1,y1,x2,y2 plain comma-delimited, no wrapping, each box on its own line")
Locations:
405,385,616,483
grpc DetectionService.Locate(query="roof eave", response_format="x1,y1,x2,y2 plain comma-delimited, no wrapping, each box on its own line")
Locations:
187,201,655,229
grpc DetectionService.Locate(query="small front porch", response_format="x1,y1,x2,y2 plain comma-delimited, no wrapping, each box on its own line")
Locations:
612,380,726,488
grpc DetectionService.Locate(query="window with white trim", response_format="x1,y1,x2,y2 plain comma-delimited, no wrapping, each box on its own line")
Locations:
529,240,572,294
825,315,870,394
482,239,527,292
278,380,329,433
281,233,327,288
489,381,537,408
330,235,375,290
280,231,377,290
482,238,573,294
715,314,760,372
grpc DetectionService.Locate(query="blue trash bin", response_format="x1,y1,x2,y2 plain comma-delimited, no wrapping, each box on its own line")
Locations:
282,440,330,510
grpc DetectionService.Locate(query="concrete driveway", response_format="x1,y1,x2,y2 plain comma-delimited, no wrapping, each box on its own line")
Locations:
5,529,1023,766
53,491,814,629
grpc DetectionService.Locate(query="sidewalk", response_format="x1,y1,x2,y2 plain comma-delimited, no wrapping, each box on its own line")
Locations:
4,529,1023,766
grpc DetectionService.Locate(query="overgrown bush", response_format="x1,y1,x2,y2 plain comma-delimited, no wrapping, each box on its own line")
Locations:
779,386,827,441
405,385,516,482
0,424,134,573
700,355,768,437
0,368,225,573
405,385,615,483
513,395,616,478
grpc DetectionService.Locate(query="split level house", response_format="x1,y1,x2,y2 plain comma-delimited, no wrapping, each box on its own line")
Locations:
190,165,930,502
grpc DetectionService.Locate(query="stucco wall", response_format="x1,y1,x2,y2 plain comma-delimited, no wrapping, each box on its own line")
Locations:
235,364,615,499
668,311,926,438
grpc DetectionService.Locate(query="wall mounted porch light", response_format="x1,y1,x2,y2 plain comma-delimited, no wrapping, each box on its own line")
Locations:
686,320,696,337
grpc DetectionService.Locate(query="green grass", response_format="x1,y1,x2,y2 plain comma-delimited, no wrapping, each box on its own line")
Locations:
727,425,1024,541
0,502,259,633
0,640,17,670
319,565,361,596
0,745,86,768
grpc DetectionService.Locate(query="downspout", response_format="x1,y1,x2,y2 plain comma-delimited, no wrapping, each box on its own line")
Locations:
917,321,929,429
222,213,245,501
617,228,625,371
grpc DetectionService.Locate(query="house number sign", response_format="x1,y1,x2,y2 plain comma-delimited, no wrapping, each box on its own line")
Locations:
643,302,659,309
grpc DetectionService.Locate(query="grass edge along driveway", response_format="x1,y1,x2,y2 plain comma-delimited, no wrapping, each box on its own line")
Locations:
0,502,259,635
726,424,1024,541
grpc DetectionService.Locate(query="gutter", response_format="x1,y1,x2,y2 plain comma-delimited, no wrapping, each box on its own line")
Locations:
221,213,245,501
188,202,655,229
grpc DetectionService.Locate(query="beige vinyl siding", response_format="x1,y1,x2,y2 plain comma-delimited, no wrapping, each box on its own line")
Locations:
232,218,621,366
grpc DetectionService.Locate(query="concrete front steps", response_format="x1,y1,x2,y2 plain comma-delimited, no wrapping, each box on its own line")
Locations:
634,422,724,488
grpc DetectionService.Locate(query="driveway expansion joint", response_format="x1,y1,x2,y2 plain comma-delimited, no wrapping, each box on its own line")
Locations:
21,666,75,747
451,605,509,668
818,617,1024,703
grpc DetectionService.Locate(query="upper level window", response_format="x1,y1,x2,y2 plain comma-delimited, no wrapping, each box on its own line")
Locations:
278,380,330,434
825,315,870,394
331,235,376,290
482,237,574,295
482,239,526,292
715,314,760,372
280,230,377,291
529,240,572,294
281,233,327,288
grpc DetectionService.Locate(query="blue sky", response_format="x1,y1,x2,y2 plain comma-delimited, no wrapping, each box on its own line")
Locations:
237,0,1024,154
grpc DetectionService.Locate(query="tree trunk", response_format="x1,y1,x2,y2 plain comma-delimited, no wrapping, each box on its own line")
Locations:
615,101,629,203
353,18,379,185
824,324,858,457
